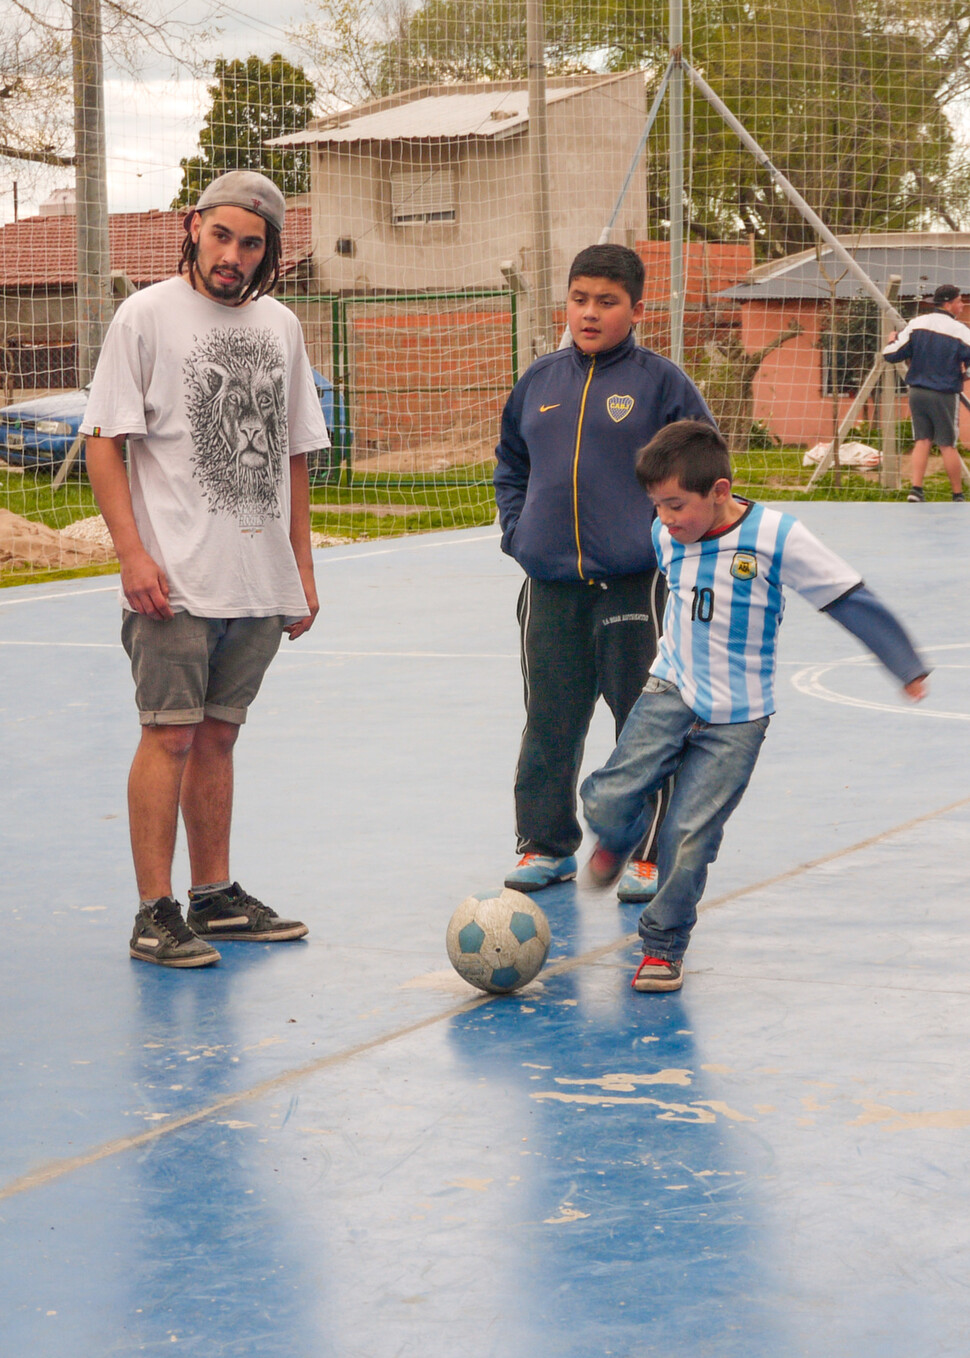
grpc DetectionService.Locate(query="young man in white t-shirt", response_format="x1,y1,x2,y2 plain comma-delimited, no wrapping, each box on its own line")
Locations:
578,420,928,993
84,170,330,968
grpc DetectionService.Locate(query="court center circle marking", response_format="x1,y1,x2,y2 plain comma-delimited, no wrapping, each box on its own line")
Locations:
789,642,970,720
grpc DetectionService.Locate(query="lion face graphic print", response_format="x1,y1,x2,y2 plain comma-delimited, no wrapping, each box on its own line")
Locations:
184,327,286,523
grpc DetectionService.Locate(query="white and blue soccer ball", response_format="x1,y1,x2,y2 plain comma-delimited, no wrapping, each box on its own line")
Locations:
446,888,551,994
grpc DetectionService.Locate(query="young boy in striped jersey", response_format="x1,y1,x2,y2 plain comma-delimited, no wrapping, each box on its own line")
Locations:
579,419,929,993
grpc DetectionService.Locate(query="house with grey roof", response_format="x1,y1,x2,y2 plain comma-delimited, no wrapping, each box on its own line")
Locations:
268,73,646,294
713,233,970,447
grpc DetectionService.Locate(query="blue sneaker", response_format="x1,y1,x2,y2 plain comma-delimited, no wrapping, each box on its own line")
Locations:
504,852,577,892
616,859,659,903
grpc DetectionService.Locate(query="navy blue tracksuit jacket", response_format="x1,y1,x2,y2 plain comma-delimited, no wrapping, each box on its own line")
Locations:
494,331,713,582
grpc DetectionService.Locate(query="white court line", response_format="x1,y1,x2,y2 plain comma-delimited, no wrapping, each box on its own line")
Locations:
315,529,500,565
278,648,517,659
0,639,517,659
0,584,117,608
0,531,503,608
0,640,117,649
790,642,970,720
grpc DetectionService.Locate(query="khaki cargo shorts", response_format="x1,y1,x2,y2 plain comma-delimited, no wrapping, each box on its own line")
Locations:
121,611,286,726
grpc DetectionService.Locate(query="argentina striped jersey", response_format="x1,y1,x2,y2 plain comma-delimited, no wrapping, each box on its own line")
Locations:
650,500,862,723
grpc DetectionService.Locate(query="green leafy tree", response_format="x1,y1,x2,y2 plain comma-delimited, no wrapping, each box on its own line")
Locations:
310,0,970,250
172,54,316,209
644,0,964,253
373,0,667,88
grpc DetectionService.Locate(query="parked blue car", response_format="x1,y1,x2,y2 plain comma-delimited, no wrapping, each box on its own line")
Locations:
0,370,347,471
0,386,89,467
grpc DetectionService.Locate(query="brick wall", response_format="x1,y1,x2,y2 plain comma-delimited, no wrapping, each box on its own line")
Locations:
325,242,753,458
346,304,515,455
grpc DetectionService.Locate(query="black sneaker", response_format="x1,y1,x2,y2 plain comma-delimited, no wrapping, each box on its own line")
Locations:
130,898,221,968
631,955,684,993
906,486,925,502
953,492,966,502
187,882,308,941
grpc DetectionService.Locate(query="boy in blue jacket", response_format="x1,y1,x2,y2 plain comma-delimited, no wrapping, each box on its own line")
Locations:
494,244,713,899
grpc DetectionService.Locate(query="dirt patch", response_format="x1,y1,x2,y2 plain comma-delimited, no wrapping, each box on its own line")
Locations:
0,509,115,570
350,435,495,475
310,501,423,517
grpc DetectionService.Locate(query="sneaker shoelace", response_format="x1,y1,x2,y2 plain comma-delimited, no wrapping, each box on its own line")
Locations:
228,887,279,925
631,861,658,880
152,899,195,944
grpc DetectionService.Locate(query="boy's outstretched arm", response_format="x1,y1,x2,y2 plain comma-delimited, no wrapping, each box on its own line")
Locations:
823,585,929,701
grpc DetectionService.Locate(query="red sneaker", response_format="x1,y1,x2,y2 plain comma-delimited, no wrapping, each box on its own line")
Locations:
580,842,628,890
631,955,684,992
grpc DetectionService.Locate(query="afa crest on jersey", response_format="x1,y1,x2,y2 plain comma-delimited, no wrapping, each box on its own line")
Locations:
730,551,758,581
606,394,635,423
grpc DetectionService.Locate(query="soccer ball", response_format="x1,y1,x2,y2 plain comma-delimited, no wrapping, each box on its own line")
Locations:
446,888,551,994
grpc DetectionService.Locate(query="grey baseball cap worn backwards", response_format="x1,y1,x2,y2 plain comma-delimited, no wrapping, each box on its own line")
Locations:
195,171,285,232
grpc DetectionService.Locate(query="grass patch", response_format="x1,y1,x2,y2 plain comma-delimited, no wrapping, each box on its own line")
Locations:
1,468,100,530
309,460,497,536
1,561,119,589
732,448,941,501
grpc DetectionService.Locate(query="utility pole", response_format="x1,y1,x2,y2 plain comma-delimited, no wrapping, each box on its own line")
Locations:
668,0,685,367
72,0,112,385
526,0,555,356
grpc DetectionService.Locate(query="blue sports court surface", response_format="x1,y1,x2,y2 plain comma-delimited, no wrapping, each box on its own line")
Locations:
2,503,970,1357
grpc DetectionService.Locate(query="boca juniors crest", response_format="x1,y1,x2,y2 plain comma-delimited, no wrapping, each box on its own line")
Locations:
730,551,758,581
606,394,635,423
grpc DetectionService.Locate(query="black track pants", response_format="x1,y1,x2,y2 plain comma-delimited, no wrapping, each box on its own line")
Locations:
514,571,670,859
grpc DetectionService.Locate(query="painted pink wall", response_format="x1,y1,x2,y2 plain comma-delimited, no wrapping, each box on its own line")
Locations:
742,300,970,447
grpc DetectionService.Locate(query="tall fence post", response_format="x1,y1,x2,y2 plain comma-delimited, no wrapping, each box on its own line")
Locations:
72,0,112,387
527,0,555,356
668,0,685,366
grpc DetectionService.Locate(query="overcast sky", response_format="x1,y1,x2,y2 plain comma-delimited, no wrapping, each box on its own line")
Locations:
3,0,324,223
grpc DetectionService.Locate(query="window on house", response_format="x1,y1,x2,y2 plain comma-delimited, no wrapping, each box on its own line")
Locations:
390,168,456,225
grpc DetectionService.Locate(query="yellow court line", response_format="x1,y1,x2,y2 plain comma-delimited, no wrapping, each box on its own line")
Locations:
3,790,970,1204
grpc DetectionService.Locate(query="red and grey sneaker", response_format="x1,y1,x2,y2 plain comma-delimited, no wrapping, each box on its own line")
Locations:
631,954,683,993
580,842,629,890
616,859,659,903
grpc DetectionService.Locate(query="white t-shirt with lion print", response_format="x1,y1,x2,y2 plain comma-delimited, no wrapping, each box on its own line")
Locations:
81,275,331,618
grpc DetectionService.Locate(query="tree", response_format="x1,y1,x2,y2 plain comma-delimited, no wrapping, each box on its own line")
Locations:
646,0,966,254
699,322,804,455
1,0,204,174
290,0,668,105
172,54,316,208
288,0,414,111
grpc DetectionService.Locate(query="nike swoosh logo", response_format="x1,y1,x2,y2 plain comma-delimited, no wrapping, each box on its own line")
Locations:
539,404,561,413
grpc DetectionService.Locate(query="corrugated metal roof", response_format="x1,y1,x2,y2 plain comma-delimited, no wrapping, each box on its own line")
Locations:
718,241,970,302
269,76,626,147
0,207,313,289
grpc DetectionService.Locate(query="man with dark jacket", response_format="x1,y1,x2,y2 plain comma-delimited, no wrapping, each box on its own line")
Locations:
494,244,713,900
883,283,970,502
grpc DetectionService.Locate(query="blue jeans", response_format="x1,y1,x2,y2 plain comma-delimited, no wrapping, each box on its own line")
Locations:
580,678,769,960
